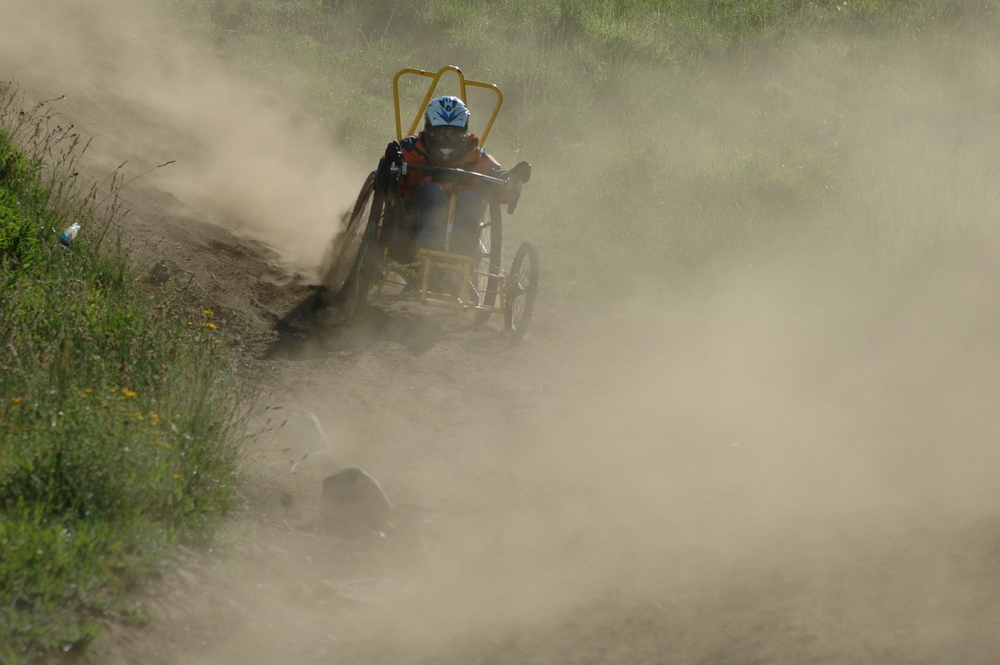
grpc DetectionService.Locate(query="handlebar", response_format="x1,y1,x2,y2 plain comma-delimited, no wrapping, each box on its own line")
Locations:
389,161,531,214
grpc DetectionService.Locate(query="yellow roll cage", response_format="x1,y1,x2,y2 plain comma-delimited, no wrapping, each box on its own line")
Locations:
393,66,503,146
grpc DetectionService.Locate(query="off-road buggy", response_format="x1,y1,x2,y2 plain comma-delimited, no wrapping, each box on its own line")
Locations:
321,66,538,340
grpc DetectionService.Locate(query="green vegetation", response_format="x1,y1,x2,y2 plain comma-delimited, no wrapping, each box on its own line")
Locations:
0,85,248,662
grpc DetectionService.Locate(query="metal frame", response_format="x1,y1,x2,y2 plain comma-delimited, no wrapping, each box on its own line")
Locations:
375,245,508,314
378,67,510,315
392,65,504,145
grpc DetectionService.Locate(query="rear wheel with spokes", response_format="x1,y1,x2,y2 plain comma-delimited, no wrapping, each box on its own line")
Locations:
504,241,538,341
472,202,502,322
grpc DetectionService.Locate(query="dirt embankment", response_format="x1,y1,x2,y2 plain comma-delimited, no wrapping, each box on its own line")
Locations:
5,1,1000,663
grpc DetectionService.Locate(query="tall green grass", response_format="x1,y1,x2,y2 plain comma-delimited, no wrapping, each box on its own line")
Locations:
0,85,249,662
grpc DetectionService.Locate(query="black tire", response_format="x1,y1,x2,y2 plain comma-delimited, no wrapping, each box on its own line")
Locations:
322,172,378,296
328,173,384,322
504,241,539,341
472,202,502,323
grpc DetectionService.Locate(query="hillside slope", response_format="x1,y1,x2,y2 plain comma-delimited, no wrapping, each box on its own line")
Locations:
5,1,1000,663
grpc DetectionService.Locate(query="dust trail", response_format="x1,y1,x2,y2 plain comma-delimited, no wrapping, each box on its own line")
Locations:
185,259,1000,665
9,2,1000,661
0,0,357,273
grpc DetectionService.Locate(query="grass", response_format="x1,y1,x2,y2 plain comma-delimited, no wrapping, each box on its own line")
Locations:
0,84,249,662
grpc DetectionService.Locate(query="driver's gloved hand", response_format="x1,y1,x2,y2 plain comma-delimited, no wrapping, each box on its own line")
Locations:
375,141,403,194
385,141,402,163
507,161,532,183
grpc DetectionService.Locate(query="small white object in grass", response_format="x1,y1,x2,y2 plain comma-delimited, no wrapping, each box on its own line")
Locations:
59,222,81,246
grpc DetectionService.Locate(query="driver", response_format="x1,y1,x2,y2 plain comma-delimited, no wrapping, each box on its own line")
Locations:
375,96,512,261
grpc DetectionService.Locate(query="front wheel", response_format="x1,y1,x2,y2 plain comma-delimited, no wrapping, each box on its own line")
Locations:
336,208,380,322
504,241,539,341
323,172,384,323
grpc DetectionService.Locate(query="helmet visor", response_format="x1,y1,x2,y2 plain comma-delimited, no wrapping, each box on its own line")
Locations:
426,125,467,157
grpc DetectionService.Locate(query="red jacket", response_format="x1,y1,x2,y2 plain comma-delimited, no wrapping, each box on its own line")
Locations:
386,132,511,204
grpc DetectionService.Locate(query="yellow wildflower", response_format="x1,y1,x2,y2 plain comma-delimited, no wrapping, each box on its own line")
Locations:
11,397,23,404
122,389,137,399
172,474,181,480
133,412,144,422
149,412,160,426
203,322,217,331
203,309,214,317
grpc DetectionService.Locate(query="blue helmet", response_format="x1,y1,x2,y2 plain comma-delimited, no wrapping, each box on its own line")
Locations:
423,96,471,162
424,96,471,129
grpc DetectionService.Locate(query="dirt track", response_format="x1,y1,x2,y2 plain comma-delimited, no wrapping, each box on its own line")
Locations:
6,0,1000,662
79,201,1000,665
90,229,1000,665
51,190,1000,664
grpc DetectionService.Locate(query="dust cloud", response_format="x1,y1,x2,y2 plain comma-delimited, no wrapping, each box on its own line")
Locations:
224,36,1000,663
6,1,1000,662
189,252,1000,664
212,261,1000,662
0,0,358,273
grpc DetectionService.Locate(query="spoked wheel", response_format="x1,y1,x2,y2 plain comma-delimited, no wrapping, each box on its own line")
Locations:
320,172,385,323
472,202,502,322
504,241,539,341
